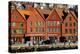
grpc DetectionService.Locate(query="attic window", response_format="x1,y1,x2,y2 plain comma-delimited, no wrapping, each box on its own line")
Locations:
43,14,49,19
53,16,56,19
14,16,18,18
69,16,71,21
25,15,29,20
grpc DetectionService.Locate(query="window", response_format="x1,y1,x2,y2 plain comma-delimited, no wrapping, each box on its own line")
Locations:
41,22,43,26
9,23,11,26
16,30,19,34
36,28,38,32
47,28,51,32
12,22,16,27
65,23,68,27
20,22,23,27
30,27,33,32
73,29,77,34
19,29,23,34
12,29,16,34
70,23,72,27
42,28,44,32
52,21,57,26
73,22,76,26
30,21,32,27
54,28,57,32
65,29,68,33
57,21,60,25
53,16,56,19
14,16,18,18
56,28,60,32
69,17,71,21
69,29,72,33
38,21,41,26
52,28,56,32
35,21,42,26
47,21,51,26
73,29,76,33
52,28,54,32
36,28,44,32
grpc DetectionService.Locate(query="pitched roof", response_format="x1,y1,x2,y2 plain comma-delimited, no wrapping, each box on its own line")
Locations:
63,10,77,22
70,11,77,22
46,8,63,21
28,7,46,21
36,8,65,20
35,8,51,19
55,8,64,18
17,8,30,18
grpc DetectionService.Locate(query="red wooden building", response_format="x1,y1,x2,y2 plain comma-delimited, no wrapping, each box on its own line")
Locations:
25,7,46,44
10,8,27,44
62,10,78,42
9,2,78,45
46,9,62,42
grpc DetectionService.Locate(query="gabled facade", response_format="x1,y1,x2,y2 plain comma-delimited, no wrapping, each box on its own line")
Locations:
62,11,78,42
9,2,78,45
25,8,46,44
10,8,27,44
46,9,62,42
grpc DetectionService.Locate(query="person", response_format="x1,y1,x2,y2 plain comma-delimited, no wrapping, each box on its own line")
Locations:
11,38,13,44
68,40,71,46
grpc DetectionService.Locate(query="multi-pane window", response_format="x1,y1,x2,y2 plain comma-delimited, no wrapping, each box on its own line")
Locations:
52,28,56,32
69,29,72,33
42,28,44,32
19,29,23,34
70,23,72,27
73,22,76,26
65,22,68,27
36,28,38,32
35,21,43,26
52,21,57,26
14,16,18,18
38,28,41,32
36,28,44,32
16,30,19,34
30,21,32,27
73,29,77,34
41,22,44,26
30,27,33,32
38,21,42,26
53,16,56,19
47,28,51,32
12,29,23,34
48,21,58,26
69,17,71,21
9,23,11,26
47,21,51,26
20,22,23,28
57,21,60,25
12,22,16,27
56,28,60,32
12,29,16,34
65,29,68,33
